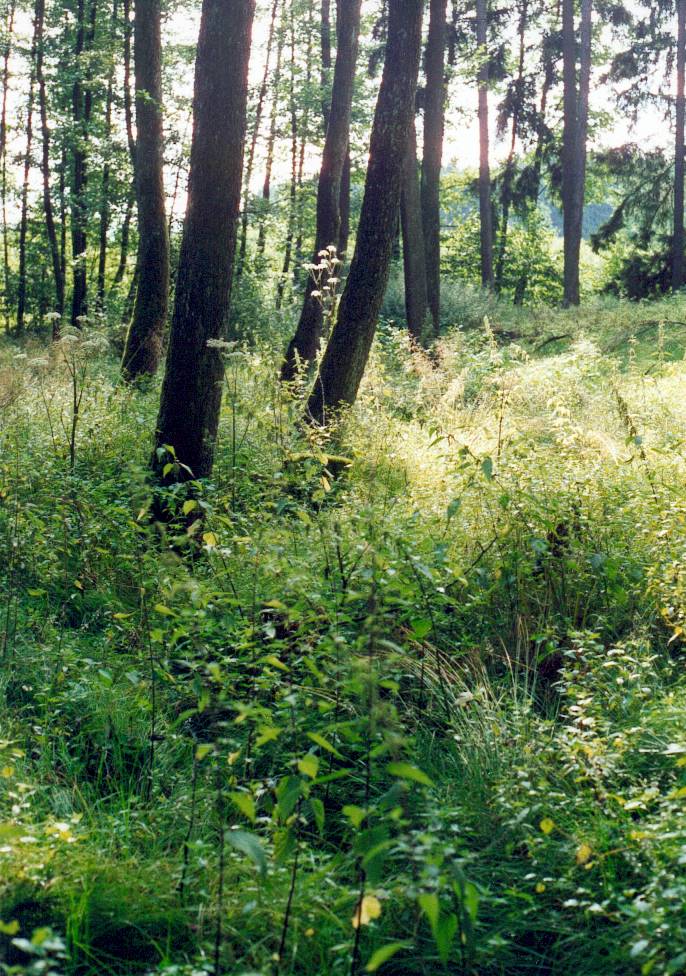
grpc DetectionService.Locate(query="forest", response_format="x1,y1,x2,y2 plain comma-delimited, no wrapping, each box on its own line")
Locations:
2,0,686,973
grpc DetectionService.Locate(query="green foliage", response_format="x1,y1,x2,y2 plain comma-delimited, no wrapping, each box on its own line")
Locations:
3,297,686,974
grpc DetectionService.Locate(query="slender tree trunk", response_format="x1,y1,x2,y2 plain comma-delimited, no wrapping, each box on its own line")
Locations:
321,0,332,129
562,0,591,306
70,0,95,327
112,0,136,292
495,0,527,292
256,11,285,257
674,0,686,290
338,148,351,256
121,0,169,380
421,0,447,334
401,115,429,343
0,0,15,318
476,0,493,289
154,0,255,482
306,0,424,425
277,4,304,309
35,0,64,326
59,146,67,287
16,6,38,334
282,0,362,380
97,0,117,307
238,0,279,273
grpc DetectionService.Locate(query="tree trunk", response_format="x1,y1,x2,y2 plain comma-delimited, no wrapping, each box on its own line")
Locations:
97,0,118,308
0,0,15,315
16,6,38,334
306,0,424,425
674,0,686,290
238,0,280,273
70,0,96,328
401,115,429,343
562,0,591,306
35,0,64,325
321,0,332,129
282,0,362,381
476,0,493,289
121,0,170,380
421,0,447,334
154,0,255,481
256,10,285,258
495,0,527,292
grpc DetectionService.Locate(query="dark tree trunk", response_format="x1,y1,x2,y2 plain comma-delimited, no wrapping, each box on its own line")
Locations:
306,0,424,425
256,12,285,257
0,0,15,312
421,0,447,334
17,6,38,334
401,115,429,343
121,0,170,380
476,0,493,289
282,0,362,381
238,0,280,273
70,0,96,328
674,0,686,290
530,9,558,208
35,0,64,324
495,0,527,292
97,0,118,308
154,0,255,481
321,0,332,129
338,147,351,256
562,0,591,306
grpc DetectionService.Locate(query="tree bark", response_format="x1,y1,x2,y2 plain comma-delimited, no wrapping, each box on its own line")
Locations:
16,6,38,333
70,0,96,328
97,0,118,308
256,10,285,257
154,0,255,481
421,0,447,334
121,0,170,380
562,0,591,306
476,0,493,289
674,0,686,290
0,0,15,315
495,0,527,292
282,0,362,381
35,0,64,325
401,115,430,343
238,0,280,273
306,0,424,425
321,0,332,129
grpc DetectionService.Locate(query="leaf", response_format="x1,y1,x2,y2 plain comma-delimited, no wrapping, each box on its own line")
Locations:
229,791,256,824
418,892,440,931
539,818,555,835
226,830,267,878
261,654,289,672
195,744,214,762
481,456,494,480
307,731,343,759
387,762,434,788
0,920,19,935
154,604,177,617
203,531,218,547
182,499,198,515
342,804,367,829
352,895,381,929
309,797,325,833
410,618,431,640
297,754,319,779
365,943,408,972
435,912,458,963
576,842,592,865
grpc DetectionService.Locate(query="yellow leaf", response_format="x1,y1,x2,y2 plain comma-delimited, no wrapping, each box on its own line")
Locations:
539,818,555,835
74,579,83,591
535,883,546,893
352,895,382,929
576,843,592,865
203,531,218,547
672,786,686,799
0,767,13,778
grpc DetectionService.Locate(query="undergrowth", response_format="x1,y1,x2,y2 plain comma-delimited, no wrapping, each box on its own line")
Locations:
1,297,686,975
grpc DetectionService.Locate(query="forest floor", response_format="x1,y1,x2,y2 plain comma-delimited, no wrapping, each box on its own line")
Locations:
2,291,686,975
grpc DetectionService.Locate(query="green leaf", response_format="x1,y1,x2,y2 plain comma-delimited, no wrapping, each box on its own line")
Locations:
435,912,458,963
229,791,256,824
195,744,214,762
226,830,267,878
307,731,343,759
365,942,408,972
182,499,198,515
297,753,319,779
387,761,434,788
342,804,367,829
309,797,325,833
481,456,494,480
418,892,440,931
0,920,19,935
410,618,431,640
154,603,177,617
